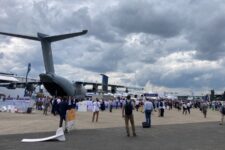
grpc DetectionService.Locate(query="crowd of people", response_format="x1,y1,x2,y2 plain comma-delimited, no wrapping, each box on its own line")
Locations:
33,95,225,137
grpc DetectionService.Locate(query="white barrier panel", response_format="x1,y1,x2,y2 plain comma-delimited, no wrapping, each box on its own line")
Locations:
0,106,7,112
86,101,93,111
78,101,87,112
21,128,65,142
0,99,35,113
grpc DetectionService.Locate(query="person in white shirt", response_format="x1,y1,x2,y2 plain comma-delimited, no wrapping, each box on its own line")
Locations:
187,101,192,114
57,98,61,104
92,99,100,122
144,99,154,127
135,99,140,111
109,100,113,112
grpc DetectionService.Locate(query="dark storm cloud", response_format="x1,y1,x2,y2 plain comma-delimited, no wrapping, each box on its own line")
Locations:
181,0,225,61
102,0,225,61
0,0,123,75
96,0,225,92
90,18,123,43
189,14,225,60
108,0,185,38
78,45,125,73
50,36,124,74
1,42,42,78
0,52,4,59
1,0,225,93
0,1,41,33
51,7,91,33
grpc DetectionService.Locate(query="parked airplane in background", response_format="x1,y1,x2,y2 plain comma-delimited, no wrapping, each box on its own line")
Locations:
0,72,19,83
0,30,143,98
0,30,88,98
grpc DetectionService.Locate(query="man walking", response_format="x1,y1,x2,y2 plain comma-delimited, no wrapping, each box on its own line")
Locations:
109,99,113,113
122,95,136,137
219,102,225,125
159,100,165,117
144,99,153,127
202,101,208,118
59,97,69,133
43,97,50,115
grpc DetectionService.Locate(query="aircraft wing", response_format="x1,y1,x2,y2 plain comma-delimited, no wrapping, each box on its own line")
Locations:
15,81,41,86
74,81,143,89
75,81,101,86
0,81,41,89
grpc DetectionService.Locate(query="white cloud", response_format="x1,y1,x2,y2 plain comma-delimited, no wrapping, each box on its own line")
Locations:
1,0,225,95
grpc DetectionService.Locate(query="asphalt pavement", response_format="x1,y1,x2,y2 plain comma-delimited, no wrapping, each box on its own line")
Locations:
0,122,225,150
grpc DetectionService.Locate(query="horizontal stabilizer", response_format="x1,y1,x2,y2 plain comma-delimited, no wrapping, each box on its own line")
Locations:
0,32,40,41
44,30,88,42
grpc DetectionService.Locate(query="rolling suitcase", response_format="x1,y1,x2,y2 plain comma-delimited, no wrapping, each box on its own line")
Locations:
142,122,150,128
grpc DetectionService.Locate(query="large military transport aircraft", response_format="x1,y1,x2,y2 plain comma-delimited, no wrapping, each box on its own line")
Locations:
0,31,143,97
0,30,88,98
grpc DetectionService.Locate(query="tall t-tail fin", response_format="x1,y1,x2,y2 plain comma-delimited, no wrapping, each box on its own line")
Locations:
0,30,88,74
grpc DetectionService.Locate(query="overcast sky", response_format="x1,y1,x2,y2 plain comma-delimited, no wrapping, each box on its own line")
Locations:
1,0,225,95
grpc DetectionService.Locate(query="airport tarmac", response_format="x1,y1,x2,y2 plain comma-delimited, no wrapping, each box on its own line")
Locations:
0,108,224,150
0,108,222,135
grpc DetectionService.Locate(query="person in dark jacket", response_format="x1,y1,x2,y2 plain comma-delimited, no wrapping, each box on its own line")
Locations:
59,97,69,133
51,98,57,115
100,100,106,111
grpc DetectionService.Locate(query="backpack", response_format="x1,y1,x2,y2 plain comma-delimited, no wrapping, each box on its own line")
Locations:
160,101,163,107
100,102,105,111
125,100,133,115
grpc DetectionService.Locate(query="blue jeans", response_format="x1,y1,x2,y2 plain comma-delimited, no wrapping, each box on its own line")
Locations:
145,110,152,126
